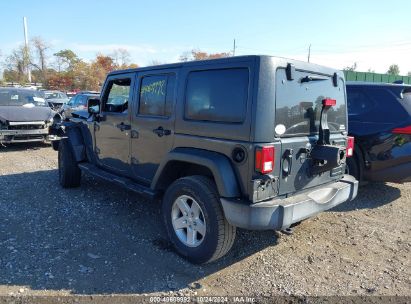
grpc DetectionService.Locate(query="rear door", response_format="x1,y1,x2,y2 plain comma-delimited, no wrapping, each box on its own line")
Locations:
130,69,177,184
275,68,347,195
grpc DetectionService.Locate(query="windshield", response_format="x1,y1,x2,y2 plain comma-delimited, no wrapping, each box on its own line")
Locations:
0,89,47,107
275,69,347,136
45,92,59,99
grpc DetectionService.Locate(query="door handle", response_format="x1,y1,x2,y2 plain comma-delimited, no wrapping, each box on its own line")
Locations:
153,126,171,137
282,149,293,177
116,122,131,131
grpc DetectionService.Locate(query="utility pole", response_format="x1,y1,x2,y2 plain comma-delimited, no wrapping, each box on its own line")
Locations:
23,16,31,83
307,44,311,63
233,39,236,56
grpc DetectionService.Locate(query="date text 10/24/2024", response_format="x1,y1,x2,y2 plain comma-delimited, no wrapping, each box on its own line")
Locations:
149,296,256,303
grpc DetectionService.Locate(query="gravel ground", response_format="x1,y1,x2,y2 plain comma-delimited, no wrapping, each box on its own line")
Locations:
0,143,410,299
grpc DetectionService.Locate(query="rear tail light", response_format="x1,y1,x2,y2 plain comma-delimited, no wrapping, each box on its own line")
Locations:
392,125,411,135
346,136,354,157
255,146,275,174
322,98,336,106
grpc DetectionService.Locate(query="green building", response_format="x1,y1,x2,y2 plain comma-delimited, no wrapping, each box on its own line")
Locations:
343,71,411,84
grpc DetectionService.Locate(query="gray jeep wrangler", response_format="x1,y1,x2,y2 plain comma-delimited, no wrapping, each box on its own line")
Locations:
55,55,358,263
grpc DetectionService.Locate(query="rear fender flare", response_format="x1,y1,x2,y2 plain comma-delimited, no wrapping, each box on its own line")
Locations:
152,148,241,198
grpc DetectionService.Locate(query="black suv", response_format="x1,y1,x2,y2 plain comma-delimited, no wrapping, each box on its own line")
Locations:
54,56,358,263
346,82,411,183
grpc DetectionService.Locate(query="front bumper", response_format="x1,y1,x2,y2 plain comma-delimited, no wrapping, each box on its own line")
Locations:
0,128,50,143
221,174,358,230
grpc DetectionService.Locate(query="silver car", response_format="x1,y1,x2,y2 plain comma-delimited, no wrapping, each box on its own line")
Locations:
0,88,57,144
44,90,70,110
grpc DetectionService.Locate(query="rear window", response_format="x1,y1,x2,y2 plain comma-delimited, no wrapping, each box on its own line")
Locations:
346,87,376,115
275,69,346,136
347,85,410,122
185,68,249,123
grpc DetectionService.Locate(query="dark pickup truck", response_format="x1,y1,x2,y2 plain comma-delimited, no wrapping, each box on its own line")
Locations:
53,56,358,263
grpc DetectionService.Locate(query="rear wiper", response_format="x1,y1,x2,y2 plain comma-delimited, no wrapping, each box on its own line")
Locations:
300,76,328,83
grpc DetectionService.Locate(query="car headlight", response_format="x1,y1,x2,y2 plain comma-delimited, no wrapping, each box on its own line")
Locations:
44,118,53,128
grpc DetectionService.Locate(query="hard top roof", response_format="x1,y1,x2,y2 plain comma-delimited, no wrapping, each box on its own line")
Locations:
76,93,100,96
108,55,343,77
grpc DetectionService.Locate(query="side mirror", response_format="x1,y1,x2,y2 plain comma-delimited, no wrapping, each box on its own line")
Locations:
88,98,100,114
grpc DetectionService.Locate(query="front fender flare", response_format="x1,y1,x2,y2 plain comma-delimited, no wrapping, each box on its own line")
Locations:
57,121,94,163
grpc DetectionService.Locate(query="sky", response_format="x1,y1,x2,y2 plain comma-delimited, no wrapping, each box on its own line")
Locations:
1,0,411,74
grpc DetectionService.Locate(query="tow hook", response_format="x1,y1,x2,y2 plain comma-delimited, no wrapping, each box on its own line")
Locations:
281,227,294,235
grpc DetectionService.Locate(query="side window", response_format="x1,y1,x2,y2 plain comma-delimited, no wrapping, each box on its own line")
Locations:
139,74,175,116
402,93,411,114
103,78,131,113
185,68,249,123
346,87,375,115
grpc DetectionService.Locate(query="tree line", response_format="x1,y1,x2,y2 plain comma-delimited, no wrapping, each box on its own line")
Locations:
3,36,408,91
0,37,229,91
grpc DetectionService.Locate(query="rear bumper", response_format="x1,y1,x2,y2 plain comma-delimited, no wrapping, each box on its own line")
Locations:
365,162,411,183
221,174,358,230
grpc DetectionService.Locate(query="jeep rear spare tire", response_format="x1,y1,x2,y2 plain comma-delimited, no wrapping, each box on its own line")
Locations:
58,139,81,188
162,175,236,264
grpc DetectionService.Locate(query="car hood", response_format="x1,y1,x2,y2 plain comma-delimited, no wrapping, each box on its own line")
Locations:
0,106,55,122
71,110,90,119
47,98,69,104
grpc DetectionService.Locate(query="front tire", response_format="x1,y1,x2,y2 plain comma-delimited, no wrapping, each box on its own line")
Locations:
162,176,236,264
52,140,60,151
58,139,81,188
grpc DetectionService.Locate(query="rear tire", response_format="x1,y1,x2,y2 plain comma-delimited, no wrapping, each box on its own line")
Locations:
58,139,81,188
162,175,236,264
346,152,362,182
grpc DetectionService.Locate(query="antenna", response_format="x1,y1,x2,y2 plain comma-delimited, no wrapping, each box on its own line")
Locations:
233,39,236,56
307,44,311,63
23,17,31,83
